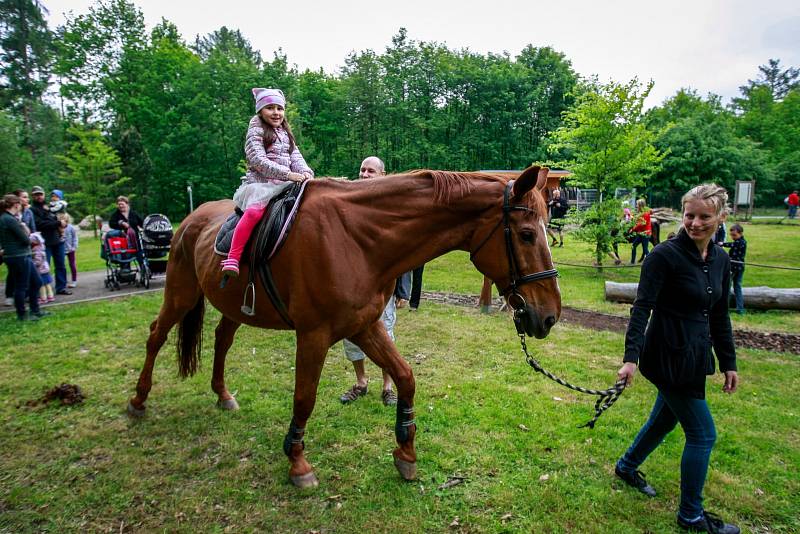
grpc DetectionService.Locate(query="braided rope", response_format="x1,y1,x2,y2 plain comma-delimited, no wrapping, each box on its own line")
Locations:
518,333,626,429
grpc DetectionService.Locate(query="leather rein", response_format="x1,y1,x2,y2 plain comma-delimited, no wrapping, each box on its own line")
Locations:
470,180,559,301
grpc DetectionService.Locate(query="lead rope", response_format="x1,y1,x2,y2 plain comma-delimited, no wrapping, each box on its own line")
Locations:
516,321,626,429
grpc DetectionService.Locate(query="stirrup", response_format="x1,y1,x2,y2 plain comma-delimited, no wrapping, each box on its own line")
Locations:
241,281,256,316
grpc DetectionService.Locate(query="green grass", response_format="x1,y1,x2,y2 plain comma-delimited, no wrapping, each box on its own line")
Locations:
424,220,800,333
0,294,798,532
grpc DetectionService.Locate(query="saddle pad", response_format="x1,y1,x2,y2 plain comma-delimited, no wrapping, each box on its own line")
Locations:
214,180,308,259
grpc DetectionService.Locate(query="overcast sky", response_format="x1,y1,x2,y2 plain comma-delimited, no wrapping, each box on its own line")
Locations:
42,0,800,107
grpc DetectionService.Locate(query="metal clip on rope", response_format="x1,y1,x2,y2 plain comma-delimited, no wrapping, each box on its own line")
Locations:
516,325,626,429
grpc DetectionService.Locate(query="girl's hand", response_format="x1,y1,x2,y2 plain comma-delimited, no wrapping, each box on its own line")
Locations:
302,172,313,181
617,362,638,387
723,370,738,394
287,172,305,182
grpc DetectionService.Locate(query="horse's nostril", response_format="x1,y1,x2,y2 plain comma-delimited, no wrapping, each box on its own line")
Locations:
544,315,557,329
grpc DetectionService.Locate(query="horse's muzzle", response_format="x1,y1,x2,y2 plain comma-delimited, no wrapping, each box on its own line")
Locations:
513,303,557,339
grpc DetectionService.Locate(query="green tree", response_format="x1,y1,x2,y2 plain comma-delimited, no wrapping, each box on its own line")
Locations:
737,58,799,102
0,0,51,134
0,109,33,191
57,126,129,237
550,78,664,196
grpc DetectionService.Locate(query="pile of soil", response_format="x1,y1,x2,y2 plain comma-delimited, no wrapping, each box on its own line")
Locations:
25,383,85,407
423,291,800,355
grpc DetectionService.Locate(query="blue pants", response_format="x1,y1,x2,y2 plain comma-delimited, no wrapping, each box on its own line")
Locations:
789,205,797,219
631,235,650,263
45,241,67,293
5,255,42,318
617,389,716,521
732,269,744,312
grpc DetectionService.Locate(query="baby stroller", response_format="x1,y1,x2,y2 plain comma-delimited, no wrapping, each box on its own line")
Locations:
102,229,149,290
140,214,173,275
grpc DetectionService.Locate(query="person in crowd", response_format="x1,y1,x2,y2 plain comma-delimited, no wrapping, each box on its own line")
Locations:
30,232,54,303
395,273,410,308
4,189,35,306
721,224,747,315
221,88,313,277
339,156,398,407
109,195,145,268
49,189,68,240
546,188,569,247
714,222,726,246
29,186,71,295
63,213,79,288
396,267,424,309
0,194,46,321
615,183,740,534
786,190,799,219
629,198,652,264
408,265,425,311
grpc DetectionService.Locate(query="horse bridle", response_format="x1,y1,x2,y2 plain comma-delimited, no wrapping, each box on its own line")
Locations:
470,180,559,308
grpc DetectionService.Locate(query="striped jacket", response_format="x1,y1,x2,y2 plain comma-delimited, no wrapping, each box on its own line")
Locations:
243,115,313,184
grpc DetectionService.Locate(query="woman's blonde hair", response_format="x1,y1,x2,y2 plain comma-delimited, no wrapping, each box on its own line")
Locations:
681,184,729,216
635,198,647,211
116,195,129,204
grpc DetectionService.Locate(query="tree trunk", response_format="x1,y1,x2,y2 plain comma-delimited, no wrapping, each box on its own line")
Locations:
604,282,800,311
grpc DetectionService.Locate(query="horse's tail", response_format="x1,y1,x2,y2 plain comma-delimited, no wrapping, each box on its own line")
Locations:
176,295,205,378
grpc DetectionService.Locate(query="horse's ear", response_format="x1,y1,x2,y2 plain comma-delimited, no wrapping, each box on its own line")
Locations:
511,166,549,200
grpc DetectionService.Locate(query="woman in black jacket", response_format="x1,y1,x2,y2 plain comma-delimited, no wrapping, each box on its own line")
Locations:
614,184,740,534
0,194,45,320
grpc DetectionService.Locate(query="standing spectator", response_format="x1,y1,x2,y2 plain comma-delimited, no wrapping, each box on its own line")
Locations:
63,214,79,288
0,194,46,321
396,267,425,310
29,186,71,295
722,224,747,315
630,199,652,264
408,265,425,311
546,188,569,247
30,233,54,303
339,156,398,407
4,189,35,306
615,183,739,534
786,190,799,219
714,222,726,246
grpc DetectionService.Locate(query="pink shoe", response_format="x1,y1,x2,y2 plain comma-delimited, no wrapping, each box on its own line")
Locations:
220,258,240,277
39,297,47,304
47,296,56,302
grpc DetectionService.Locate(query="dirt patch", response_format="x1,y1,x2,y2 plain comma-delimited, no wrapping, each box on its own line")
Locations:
423,291,800,355
25,383,85,407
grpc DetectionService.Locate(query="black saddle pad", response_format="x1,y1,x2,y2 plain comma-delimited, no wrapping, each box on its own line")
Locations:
214,181,305,259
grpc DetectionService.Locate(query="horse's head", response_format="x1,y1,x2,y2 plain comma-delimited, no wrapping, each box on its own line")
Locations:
470,166,561,339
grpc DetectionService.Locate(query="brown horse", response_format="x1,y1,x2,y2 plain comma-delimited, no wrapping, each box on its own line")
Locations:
128,165,561,488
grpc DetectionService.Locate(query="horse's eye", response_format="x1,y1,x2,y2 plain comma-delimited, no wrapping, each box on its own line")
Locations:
520,230,534,243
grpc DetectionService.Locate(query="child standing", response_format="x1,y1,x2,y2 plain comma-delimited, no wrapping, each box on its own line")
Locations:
722,223,747,314
221,88,314,276
30,233,55,303
63,213,79,287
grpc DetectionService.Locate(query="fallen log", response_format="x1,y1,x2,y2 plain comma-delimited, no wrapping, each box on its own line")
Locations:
604,282,800,311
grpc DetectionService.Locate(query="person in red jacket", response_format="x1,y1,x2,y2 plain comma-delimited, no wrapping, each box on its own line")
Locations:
630,198,652,264
786,190,799,219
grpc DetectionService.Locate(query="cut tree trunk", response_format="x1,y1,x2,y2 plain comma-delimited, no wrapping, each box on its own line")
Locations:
604,282,800,311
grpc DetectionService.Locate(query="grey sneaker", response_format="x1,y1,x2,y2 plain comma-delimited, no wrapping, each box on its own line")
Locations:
381,389,397,406
677,511,740,534
340,384,367,404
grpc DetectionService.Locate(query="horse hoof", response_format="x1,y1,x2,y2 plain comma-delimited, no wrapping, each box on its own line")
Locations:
127,401,146,418
393,457,417,481
217,398,240,411
290,471,319,489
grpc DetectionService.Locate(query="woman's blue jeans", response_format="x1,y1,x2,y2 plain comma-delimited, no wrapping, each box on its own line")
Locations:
616,389,717,520
630,235,650,263
5,255,42,318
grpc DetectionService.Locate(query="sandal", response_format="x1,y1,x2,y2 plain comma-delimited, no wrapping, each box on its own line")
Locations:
340,384,367,404
381,389,398,407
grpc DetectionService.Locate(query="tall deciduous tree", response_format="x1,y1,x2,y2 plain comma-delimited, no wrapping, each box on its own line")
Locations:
550,78,664,196
58,126,129,236
0,0,51,134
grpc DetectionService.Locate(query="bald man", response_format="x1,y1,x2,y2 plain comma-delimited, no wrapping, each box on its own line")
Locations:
339,156,398,407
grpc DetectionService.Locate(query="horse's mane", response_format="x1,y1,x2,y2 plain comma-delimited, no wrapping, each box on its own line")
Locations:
405,170,504,204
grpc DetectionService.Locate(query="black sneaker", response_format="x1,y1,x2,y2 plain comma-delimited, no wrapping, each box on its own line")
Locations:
56,289,73,295
17,313,40,322
614,466,656,497
32,310,52,318
677,511,740,534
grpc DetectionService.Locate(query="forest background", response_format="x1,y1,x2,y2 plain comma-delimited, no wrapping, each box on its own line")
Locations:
1,0,799,222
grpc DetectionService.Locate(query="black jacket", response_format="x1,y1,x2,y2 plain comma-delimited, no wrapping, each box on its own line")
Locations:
0,212,31,258
548,196,569,220
623,230,736,398
109,209,144,232
30,200,62,247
